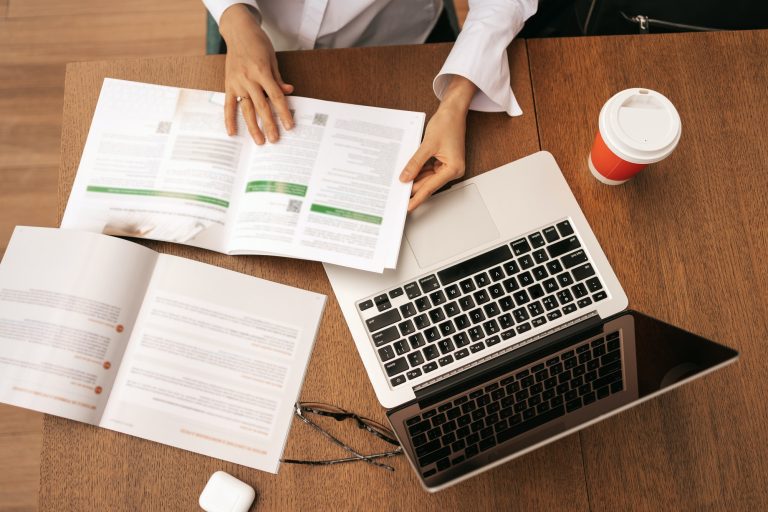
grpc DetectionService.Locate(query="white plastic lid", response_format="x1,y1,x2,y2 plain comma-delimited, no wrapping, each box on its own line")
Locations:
599,88,682,164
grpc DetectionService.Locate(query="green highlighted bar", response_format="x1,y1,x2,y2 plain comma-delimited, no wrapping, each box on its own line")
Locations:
86,186,229,207
245,180,307,197
310,204,382,225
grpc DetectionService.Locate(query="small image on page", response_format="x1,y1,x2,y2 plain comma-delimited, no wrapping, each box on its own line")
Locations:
62,79,245,253
101,255,325,473
0,227,157,424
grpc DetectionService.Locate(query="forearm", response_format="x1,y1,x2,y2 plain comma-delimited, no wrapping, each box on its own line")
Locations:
439,75,478,114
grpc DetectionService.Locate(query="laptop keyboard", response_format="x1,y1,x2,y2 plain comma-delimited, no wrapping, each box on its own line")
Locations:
357,219,609,388
405,330,624,478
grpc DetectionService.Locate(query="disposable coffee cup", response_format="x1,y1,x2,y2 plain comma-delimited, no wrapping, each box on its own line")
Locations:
588,88,681,185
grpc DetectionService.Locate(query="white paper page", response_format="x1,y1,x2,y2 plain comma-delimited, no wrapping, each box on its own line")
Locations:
228,96,424,272
62,79,246,253
100,254,325,473
0,227,157,424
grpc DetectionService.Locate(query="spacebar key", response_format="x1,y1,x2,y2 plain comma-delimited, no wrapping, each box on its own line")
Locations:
497,405,565,444
438,245,512,285
365,309,402,332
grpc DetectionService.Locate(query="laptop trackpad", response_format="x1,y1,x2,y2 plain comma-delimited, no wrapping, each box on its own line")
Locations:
405,184,499,268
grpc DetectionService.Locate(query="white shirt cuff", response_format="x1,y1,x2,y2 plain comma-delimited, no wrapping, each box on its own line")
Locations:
203,0,259,25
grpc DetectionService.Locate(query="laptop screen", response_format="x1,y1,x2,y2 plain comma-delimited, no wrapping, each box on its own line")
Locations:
388,310,738,491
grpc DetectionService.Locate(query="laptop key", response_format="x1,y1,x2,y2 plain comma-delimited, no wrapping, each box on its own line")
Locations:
528,232,545,248
444,301,460,316
501,329,516,340
529,284,545,300
429,309,446,323
473,289,490,304
385,357,408,376
548,236,580,258
378,345,395,361
372,326,399,346
391,375,406,386
532,249,549,264
438,338,455,354
408,351,425,367
460,279,476,293
543,226,560,242
459,296,475,311
468,326,484,341
483,302,500,317
455,348,470,359
572,263,596,281
486,335,501,347
543,279,559,294
423,362,438,373
474,272,490,287
546,260,564,274
415,296,431,312
557,289,574,304
573,283,588,298
469,308,486,324
533,265,548,281
438,245,512,285
577,297,593,308
470,342,486,353
399,320,415,336
513,290,530,306
430,290,447,306
511,238,532,256
424,327,440,343
414,314,430,329
359,299,374,311
556,220,574,236
409,333,426,349
532,316,547,327
563,303,577,314
366,309,401,332
489,283,504,299
547,310,563,321
453,332,469,347
513,307,530,322
593,291,608,302
424,345,440,360
504,260,520,276
489,266,505,281
483,319,500,335
455,314,470,330
516,322,532,334
374,294,391,311
518,271,533,287
499,296,515,311
586,277,603,292
519,254,534,270
389,287,404,298
562,250,588,268
503,277,519,293
400,302,416,318
557,272,575,287
405,282,422,298
439,321,456,337
438,355,454,366
394,340,410,355
419,275,440,293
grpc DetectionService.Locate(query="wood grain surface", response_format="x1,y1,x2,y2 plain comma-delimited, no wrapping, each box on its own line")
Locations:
528,30,768,510
41,43,594,511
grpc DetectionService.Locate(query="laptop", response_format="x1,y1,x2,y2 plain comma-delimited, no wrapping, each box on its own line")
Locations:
323,151,738,491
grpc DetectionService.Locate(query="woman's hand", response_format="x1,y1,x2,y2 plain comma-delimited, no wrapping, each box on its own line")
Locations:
219,4,294,144
400,75,477,211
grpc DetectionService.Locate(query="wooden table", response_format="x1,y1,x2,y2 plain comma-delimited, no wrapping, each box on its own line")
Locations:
42,31,768,510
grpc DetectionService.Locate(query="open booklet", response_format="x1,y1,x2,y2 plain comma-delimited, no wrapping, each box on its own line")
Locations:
0,227,325,473
61,78,425,273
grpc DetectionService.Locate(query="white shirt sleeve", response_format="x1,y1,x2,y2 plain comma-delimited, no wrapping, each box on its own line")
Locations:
433,0,538,116
202,0,260,25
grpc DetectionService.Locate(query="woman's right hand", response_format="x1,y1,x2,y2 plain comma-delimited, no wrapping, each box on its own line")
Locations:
219,4,294,144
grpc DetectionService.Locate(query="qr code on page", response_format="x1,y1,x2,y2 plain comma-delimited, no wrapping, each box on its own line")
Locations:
287,199,302,213
313,113,328,126
156,121,172,134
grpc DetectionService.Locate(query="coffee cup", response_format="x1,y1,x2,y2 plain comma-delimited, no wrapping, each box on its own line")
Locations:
588,88,682,185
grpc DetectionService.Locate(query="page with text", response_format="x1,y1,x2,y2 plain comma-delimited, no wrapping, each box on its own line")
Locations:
0,227,157,424
228,96,424,272
62,79,246,253
100,254,325,473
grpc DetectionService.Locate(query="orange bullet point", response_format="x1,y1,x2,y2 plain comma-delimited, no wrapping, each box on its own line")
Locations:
95,386,103,395
116,324,124,333
103,361,111,370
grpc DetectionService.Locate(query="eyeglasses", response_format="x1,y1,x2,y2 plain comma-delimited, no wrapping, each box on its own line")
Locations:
281,401,404,471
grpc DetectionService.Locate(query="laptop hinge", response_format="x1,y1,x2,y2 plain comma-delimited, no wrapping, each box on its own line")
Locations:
413,311,603,404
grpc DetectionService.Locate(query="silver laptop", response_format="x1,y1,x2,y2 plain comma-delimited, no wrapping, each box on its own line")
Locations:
323,151,738,491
